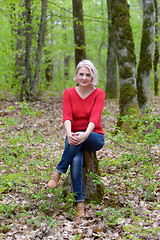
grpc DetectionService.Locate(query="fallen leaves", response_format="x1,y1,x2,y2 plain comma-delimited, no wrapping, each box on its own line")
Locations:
0,95,160,239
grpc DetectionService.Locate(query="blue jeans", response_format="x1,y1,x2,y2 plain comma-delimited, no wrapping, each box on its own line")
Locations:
56,132,105,202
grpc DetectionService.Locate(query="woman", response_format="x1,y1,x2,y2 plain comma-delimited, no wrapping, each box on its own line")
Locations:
48,60,105,217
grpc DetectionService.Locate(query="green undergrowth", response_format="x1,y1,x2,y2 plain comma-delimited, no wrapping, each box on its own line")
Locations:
0,101,75,233
0,102,160,238
97,107,160,238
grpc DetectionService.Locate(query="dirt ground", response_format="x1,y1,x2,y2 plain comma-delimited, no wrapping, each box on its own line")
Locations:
0,93,160,240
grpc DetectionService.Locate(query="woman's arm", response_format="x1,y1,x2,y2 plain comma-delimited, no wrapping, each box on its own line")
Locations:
84,122,95,138
64,120,72,136
89,90,105,126
64,120,95,145
76,122,95,144
64,120,79,145
63,90,79,145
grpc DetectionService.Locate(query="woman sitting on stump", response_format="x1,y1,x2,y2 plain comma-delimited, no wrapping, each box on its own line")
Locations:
48,59,105,217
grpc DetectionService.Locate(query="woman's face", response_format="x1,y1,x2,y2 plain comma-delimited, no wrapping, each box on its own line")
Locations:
76,67,93,87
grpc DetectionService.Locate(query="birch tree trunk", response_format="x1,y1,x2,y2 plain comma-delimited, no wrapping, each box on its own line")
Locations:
136,0,155,111
106,0,118,99
72,0,86,67
111,0,141,133
29,0,48,101
153,0,159,96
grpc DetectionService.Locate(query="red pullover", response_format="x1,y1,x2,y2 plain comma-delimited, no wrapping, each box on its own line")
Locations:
63,87,105,134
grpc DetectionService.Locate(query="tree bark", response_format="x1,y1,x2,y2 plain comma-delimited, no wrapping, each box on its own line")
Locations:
72,0,86,67
106,0,118,99
153,0,159,96
63,151,104,204
64,55,71,84
62,20,71,86
136,0,155,111
29,0,48,100
45,51,54,86
98,0,106,84
20,0,33,101
45,10,54,87
14,2,25,96
111,0,141,133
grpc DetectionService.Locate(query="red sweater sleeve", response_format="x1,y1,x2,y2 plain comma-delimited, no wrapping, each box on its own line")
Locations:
63,89,73,123
89,89,105,126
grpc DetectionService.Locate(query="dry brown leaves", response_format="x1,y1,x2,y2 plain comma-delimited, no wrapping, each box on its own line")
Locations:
0,93,160,240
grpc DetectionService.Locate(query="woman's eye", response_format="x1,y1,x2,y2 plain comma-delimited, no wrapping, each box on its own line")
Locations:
79,73,90,77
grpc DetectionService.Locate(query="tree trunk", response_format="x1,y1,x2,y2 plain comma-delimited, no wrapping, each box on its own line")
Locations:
72,0,86,67
136,0,155,111
106,0,118,99
45,50,54,86
153,0,159,96
63,151,104,204
111,0,141,133
14,2,25,96
64,55,71,84
29,0,48,101
20,0,33,101
98,0,106,84
62,20,71,86
45,10,54,87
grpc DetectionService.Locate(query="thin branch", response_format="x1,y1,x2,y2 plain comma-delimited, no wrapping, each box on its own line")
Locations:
48,1,107,23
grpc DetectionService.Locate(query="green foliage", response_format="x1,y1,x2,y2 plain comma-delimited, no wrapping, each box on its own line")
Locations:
0,101,159,238
0,102,76,226
0,203,17,217
72,235,81,240
1,0,154,97
96,204,134,226
97,107,160,234
89,172,102,185
4,101,45,145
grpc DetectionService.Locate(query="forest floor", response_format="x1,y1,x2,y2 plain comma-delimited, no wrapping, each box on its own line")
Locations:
0,93,160,240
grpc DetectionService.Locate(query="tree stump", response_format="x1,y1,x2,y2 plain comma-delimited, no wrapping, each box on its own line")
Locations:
63,151,104,204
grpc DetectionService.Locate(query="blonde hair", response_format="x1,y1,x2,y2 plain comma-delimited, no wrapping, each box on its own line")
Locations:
74,60,98,86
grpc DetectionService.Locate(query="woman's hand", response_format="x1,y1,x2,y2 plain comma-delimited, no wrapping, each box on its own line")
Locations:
67,132,79,145
65,121,95,146
68,132,87,145
75,122,95,144
75,132,88,145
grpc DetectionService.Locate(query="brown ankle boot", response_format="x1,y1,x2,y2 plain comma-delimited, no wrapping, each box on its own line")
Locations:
47,171,61,188
76,202,85,217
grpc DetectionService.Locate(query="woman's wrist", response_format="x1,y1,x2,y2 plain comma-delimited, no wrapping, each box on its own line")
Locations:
64,120,72,136
67,132,72,137
84,131,89,138
85,122,95,137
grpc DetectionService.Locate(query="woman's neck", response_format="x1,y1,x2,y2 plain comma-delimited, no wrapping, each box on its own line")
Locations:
77,85,95,92
76,85,96,99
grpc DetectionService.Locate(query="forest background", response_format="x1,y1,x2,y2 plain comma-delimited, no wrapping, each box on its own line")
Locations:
0,0,159,101
0,0,160,239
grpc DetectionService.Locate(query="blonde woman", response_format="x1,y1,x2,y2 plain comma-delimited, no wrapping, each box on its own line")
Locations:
48,60,105,217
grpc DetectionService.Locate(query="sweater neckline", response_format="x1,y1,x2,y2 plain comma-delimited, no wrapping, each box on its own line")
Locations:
74,87,97,100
